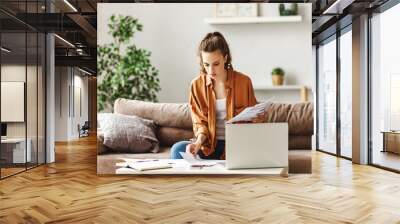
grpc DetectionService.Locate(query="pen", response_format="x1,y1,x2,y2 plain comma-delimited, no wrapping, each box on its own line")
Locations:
191,164,214,167
135,159,159,163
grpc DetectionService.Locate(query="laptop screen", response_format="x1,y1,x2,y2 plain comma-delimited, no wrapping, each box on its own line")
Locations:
1,123,7,137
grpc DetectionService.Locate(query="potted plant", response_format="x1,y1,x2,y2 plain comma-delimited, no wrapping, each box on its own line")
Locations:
271,67,285,86
279,3,298,16
97,15,161,112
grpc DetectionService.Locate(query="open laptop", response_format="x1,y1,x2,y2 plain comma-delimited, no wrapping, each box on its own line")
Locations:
225,123,288,170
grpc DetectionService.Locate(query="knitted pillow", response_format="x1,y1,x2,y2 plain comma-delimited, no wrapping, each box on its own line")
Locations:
98,113,159,153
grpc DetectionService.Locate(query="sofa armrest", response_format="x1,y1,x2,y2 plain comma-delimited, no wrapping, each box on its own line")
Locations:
289,150,312,173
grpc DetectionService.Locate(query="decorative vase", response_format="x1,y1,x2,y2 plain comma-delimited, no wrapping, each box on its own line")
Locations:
272,75,284,86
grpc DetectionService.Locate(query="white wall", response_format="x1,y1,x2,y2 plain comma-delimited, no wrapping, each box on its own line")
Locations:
73,73,89,137
55,67,89,141
1,65,40,136
1,63,46,163
98,3,312,103
55,67,68,141
1,65,27,139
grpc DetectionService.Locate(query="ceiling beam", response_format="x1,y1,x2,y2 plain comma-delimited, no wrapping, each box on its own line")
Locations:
67,13,97,44
86,0,97,11
312,15,335,33
322,0,356,15
55,55,96,69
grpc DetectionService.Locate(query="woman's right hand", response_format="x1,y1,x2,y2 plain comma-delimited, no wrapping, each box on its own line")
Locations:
186,142,202,156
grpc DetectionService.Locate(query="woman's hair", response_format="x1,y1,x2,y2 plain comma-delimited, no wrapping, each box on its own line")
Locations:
198,32,233,73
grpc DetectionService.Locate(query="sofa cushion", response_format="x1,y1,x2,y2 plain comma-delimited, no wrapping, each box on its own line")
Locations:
287,102,314,135
264,102,290,123
156,127,194,147
114,98,192,129
114,99,314,136
98,113,159,153
265,102,313,136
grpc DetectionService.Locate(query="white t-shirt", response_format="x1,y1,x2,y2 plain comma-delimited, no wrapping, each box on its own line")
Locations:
215,98,226,140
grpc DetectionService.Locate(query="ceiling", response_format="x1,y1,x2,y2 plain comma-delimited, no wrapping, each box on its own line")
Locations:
0,0,392,75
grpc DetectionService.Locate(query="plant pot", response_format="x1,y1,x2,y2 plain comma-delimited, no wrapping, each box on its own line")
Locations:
272,75,284,86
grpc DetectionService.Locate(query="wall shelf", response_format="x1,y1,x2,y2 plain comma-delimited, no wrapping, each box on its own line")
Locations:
253,85,307,91
253,85,309,102
204,16,302,25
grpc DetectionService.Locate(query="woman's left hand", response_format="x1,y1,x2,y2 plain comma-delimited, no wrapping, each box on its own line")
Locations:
251,111,266,123
231,111,266,124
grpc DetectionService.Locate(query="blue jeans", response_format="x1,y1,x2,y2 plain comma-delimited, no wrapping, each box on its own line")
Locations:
170,140,225,159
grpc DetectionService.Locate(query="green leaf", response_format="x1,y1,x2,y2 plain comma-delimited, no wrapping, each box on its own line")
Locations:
97,15,161,112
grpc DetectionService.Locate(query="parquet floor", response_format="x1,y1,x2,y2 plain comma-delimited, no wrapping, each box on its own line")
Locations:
1,135,400,223
1,167,25,177
373,151,400,171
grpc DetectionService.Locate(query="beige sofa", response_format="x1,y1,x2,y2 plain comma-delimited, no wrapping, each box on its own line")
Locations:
97,99,314,174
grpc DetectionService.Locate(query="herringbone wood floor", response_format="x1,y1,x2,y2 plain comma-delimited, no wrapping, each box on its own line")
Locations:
1,135,400,224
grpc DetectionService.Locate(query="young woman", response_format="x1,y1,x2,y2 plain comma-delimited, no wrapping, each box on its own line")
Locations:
170,31,264,160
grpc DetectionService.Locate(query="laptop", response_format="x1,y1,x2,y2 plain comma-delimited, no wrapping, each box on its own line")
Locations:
225,123,288,170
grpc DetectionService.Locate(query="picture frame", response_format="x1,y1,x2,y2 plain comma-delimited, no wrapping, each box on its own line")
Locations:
215,3,237,17
237,3,258,17
215,3,259,18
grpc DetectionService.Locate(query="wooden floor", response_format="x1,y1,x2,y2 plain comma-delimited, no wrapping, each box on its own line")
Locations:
1,136,400,223
1,163,44,178
1,167,26,178
373,150,400,171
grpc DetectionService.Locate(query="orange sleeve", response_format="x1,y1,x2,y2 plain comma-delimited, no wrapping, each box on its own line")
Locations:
189,82,209,139
247,77,258,106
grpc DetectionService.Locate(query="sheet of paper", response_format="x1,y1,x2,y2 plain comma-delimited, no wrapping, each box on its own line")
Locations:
127,161,173,171
179,152,218,166
226,100,273,124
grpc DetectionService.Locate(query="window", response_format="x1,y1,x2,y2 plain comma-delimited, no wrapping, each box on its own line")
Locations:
370,2,400,171
317,37,337,155
339,29,352,158
0,1,47,179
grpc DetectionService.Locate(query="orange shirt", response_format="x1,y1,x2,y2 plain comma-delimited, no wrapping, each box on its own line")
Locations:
189,69,257,157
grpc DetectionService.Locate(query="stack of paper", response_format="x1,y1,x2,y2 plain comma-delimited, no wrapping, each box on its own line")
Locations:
127,161,173,171
226,100,272,124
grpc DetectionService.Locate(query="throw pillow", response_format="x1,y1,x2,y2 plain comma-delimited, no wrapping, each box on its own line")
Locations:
98,113,159,153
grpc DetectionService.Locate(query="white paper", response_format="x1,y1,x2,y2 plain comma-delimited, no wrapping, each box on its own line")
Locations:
179,152,218,166
226,100,273,124
127,161,173,171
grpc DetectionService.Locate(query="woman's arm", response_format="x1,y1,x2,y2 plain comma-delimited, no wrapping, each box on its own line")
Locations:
248,77,265,123
189,81,209,144
194,133,207,145
247,77,258,106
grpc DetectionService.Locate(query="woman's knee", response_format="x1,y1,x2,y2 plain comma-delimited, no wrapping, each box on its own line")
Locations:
170,141,190,159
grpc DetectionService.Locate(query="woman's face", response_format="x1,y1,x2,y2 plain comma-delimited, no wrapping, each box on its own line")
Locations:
201,50,227,79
